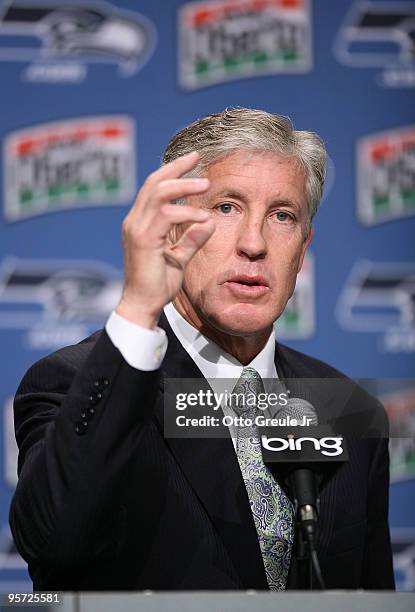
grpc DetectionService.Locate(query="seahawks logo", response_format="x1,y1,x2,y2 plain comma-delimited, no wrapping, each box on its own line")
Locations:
0,1,156,75
391,529,415,591
336,261,415,332
0,257,122,327
334,1,415,68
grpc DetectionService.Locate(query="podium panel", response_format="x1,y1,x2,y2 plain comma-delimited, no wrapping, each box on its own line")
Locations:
4,591,410,612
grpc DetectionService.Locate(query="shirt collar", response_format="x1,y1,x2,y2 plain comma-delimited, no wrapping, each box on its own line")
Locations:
163,302,277,384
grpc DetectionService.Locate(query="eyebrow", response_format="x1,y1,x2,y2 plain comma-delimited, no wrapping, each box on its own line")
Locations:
209,189,247,203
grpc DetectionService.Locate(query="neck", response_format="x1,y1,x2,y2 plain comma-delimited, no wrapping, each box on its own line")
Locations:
172,294,272,366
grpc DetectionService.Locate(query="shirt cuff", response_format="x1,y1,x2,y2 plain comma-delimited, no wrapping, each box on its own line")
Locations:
106,311,168,371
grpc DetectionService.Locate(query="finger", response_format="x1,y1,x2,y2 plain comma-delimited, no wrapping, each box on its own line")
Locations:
165,219,216,269
153,150,200,181
148,204,211,242
150,178,209,208
124,177,209,231
137,151,201,205
129,176,209,223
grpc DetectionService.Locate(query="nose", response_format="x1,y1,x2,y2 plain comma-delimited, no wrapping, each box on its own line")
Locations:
235,215,267,260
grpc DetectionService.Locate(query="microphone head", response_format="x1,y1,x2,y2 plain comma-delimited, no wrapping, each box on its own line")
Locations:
276,397,318,426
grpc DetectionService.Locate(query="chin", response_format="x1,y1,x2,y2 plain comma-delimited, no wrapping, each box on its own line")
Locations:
205,303,276,337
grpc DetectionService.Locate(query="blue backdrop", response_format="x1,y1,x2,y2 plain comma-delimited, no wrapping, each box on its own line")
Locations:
0,0,414,591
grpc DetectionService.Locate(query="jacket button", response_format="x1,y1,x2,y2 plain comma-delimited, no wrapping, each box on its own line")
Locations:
94,378,109,391
74,421,88,435
89,392,102,405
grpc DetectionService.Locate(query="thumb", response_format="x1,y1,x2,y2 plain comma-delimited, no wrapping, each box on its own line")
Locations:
165,219,215,269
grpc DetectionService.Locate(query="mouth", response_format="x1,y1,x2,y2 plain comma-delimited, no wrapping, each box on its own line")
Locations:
227,275,268,287
224,275,270,297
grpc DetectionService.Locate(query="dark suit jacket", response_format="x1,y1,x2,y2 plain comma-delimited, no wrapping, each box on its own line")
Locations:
9,313,395,590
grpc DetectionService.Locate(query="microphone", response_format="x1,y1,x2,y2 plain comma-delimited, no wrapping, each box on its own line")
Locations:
259,398,348,589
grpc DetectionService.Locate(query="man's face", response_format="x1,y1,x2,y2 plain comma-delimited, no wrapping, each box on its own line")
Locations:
177,150,313,337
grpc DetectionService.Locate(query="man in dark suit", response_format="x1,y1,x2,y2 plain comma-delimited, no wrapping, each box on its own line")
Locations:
10,108,395,591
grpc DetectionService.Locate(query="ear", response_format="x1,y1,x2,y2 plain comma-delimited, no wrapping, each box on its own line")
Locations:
297,224,314,274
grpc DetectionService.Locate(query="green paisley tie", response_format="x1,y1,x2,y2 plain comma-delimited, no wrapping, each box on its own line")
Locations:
231,366,294,591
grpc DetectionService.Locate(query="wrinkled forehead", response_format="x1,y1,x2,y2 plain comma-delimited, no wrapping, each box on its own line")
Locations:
199,148,303,172
200,150,308,209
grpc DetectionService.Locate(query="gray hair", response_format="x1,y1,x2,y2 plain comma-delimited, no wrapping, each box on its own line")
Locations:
162,107,326,233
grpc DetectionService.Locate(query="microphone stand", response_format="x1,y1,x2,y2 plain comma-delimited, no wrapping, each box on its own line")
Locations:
290,468,326,590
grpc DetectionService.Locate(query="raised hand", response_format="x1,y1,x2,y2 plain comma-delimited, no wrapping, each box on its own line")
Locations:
116,151,214,329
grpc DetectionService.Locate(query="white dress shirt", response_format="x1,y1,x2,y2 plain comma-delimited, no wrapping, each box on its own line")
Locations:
106,303,279,445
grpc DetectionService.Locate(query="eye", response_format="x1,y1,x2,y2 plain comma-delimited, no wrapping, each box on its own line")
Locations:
216,202,235,214
273,211,292,222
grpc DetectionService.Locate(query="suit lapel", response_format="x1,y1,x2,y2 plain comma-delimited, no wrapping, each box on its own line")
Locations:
154,313,268,589
275,342,358,427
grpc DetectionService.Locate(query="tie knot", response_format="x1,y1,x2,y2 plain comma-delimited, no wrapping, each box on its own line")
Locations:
241,366,262,381
230,367,264,415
